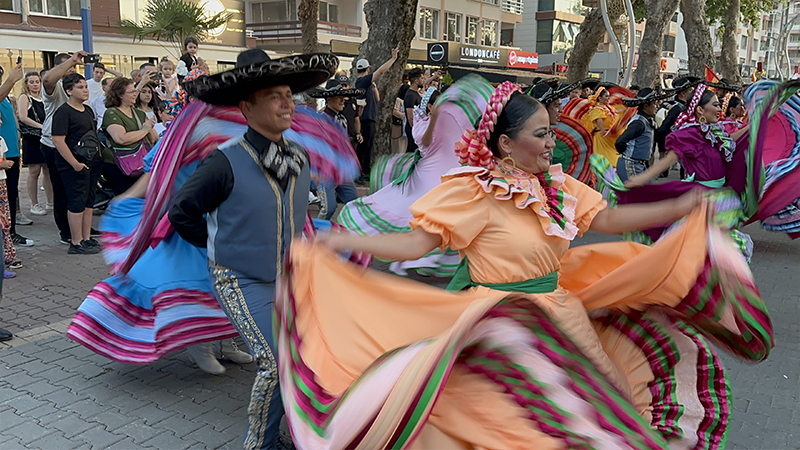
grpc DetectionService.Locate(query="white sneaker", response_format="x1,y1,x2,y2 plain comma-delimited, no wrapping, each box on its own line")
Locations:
15,213,33,226
46,203,54,211
30,204,47,216
219,339,254,364
308,191,320,205
186,342,226,375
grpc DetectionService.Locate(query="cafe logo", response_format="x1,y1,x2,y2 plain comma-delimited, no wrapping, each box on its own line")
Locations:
429,44,446,62
460,46,500,63
507,50,538,66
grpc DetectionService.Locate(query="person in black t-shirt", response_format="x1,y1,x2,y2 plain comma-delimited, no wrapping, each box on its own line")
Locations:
51,73,103,255
403,68,424,153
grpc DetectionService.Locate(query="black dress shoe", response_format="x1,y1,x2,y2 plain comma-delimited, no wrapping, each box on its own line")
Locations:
0,328,13,342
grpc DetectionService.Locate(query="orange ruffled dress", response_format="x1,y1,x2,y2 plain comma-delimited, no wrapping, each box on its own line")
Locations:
276,164,772,450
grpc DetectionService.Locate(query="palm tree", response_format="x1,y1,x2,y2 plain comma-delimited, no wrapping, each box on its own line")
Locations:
119,0,231,58
298,0,320,54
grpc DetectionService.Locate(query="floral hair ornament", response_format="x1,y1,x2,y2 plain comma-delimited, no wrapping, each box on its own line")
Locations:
588,86,607,106
166,68,207,116
455,81,521,168
718,92,734,121
672,83,734,162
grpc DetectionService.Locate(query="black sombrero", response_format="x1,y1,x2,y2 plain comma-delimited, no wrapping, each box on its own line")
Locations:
580,78,600,90
667,75,703,94
621,87,672,107
704,77,743,93
184,49,339,106
527,81,578,104
309,76,366,99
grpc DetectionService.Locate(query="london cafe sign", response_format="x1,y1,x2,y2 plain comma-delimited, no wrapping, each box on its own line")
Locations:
427,42,506,66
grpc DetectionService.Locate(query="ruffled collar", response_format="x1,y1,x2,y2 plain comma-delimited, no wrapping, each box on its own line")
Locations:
678,122,735,162
444,161,580,240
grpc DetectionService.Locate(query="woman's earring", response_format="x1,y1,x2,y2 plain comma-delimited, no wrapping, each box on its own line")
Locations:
698,115,707,124
500,155,517,175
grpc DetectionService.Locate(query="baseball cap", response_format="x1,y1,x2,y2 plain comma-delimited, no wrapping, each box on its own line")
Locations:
356,59,370,70
336,74,349,84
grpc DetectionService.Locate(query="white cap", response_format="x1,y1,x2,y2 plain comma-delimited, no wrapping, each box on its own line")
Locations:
356,59,370,70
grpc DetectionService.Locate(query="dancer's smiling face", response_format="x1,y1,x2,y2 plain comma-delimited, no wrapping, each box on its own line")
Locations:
491,93,556,175
695,91,721,124
240,85,295,140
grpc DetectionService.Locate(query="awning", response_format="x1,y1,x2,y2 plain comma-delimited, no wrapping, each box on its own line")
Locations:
447,65,565,84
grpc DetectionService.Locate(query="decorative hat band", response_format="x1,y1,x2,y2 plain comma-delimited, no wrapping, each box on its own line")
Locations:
455,81,521,168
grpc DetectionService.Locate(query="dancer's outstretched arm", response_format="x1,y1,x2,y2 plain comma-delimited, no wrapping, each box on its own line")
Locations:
319,226,442,262
590,187,704,234
624,151,679,188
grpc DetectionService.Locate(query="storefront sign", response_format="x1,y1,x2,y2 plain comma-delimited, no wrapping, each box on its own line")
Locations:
507,50,538,69
427,42,508,66
192,0,246,47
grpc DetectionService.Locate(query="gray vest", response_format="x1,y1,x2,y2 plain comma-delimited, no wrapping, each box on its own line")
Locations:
624,114,654,161
207,137,310,282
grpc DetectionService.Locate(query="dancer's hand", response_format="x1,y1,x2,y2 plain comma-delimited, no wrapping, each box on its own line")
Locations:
674,187,706,216
313,231,346,252
623,177,646,188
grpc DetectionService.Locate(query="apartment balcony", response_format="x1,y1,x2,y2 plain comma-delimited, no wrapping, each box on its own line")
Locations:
502,0,524,23
248,20,361,45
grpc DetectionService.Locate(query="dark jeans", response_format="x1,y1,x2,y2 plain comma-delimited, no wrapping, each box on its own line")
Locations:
102,162,139,196
356,119,376,177
405,122,418,153
43,145,70,240
6,156,19,235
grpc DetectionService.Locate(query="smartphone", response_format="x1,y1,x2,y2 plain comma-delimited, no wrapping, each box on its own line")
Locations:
151,71,163,82
17,56,22,65
83,54,101,64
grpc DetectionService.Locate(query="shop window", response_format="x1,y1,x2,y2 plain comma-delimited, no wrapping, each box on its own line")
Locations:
0,0,17,12
466,16,479,45
419,7,440,40
251,1,296,23
445,12,462,43
481,19,498,47
28,0,81,17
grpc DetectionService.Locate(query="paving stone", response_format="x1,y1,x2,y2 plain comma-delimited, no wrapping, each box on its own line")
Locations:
50,355,90,372
4,392,48,414
129,404,173,426
74,425,125,448
2,418,55,445
140,430,194,450
105,437,148,450
40,388,83,408
49,411,99,438
26,430,82,450
0,350,32,366
166,398,215,421
0,368,44,388
18,379,61,396
27,347,70,364
195,408,241,432
19,402,60,421
153,414,204,437
84,408,130,432
0,407,29,429
63,399,113,420
116,418,163,444
0,437,26,450
184,424,239,449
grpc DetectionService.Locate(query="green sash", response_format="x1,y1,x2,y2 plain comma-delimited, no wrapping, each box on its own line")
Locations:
391,149,422,189
446,256,558,294
684,173,726,189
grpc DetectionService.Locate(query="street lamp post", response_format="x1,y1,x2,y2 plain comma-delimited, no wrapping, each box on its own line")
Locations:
81,0,93,79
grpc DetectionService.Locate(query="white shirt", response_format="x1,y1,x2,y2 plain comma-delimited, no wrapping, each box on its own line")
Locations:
41,79,69,148
91,95,107,129
87,78,104,103
0,137,7,180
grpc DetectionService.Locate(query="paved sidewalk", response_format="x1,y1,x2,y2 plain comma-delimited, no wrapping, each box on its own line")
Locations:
1,169,798,449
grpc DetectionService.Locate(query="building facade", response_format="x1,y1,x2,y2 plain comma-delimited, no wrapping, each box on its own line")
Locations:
0,0,250,96
245,0,526,71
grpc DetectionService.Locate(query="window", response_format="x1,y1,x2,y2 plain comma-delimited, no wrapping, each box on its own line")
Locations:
466,16,480,45
481,19,498,47
319,1,337,23
635,30,642,47
444,12,462,43
791,35,800,43
741,36,747,49
501,27,513,46
28,0,80,17
251,1,296,23
483,0,498,4
419,7,440,40
0,0,17,12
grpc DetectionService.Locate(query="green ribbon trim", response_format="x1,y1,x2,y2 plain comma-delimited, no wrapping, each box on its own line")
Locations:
683,173,726,189
391,149,422,189
446,256,558,294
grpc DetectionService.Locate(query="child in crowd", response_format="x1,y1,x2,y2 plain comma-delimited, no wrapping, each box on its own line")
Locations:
159,58,179,99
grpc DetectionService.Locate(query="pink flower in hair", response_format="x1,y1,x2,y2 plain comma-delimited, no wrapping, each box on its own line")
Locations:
456,81,522,168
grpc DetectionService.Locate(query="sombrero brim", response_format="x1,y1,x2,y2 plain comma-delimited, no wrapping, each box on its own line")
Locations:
621,91,672,107
308,87,366,98
185,53,339,106
580,78,600,89
666,76,703,94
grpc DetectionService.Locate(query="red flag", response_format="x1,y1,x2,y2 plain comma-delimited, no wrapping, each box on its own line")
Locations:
705,66,720,83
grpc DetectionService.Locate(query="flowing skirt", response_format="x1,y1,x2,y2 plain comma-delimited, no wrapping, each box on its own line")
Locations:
66,198,237,364
276,205,772,449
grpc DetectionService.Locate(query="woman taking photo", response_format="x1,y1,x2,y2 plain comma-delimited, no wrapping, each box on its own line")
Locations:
134,82,162,122
51,73,103,255
17,72,53,218
101,78,157,195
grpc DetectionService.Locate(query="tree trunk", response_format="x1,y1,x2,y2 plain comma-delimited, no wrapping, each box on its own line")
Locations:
681,0,716,77
631,0,680,88
299,0,320,54
357,0,418,160
720,0,743,83
568,0,626,83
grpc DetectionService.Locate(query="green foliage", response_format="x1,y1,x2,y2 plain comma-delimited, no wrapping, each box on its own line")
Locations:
707,0,777,30
441,71,455,87
632,0,647,23
118,0,231,56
